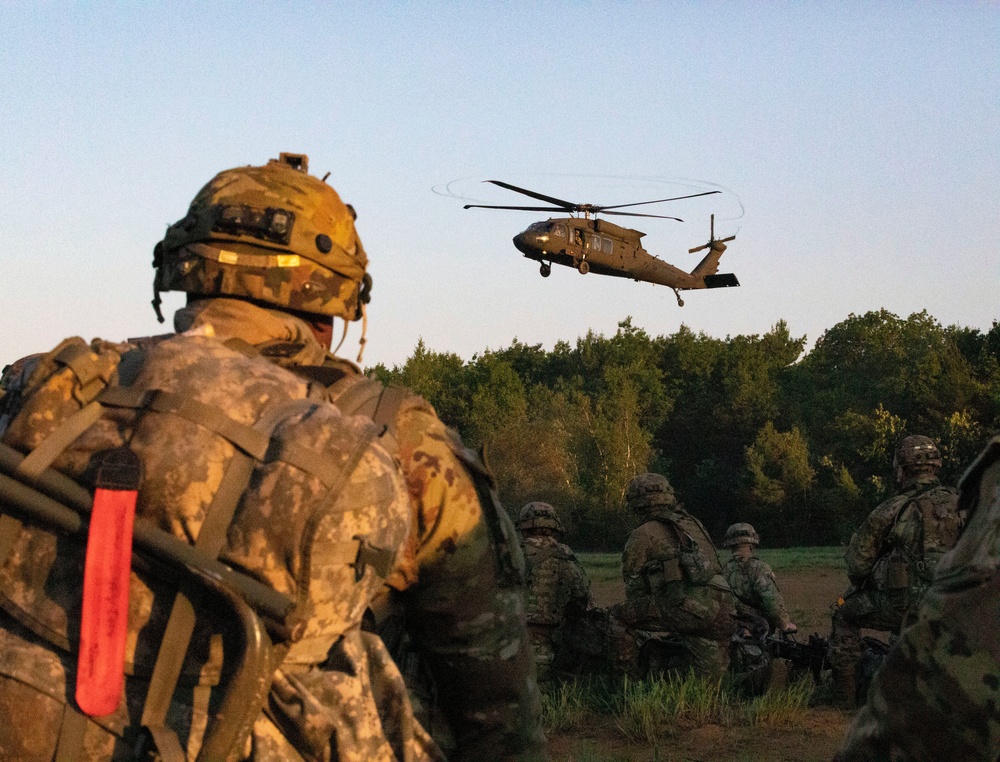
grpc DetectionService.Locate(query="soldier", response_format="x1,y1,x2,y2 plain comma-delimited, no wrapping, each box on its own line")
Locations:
617,473,736,680
722,522,798,635
516,501,592,683
837,436,1000,759
828,434,964,708
0,153,543,760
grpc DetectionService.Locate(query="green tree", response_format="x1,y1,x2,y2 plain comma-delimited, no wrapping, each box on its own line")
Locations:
744,423,816,544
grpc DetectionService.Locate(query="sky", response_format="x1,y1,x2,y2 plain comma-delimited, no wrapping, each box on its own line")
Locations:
1,2,997,371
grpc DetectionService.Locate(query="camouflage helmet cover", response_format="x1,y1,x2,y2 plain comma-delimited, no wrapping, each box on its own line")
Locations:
517,501,564,534
626,472,677,513
893,435,942,471
153,153,370,321
723,522,760,548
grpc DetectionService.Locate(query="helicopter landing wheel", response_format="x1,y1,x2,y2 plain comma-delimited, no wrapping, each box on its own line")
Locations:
540,263,551,278
672,288,684,307
578,260,590,275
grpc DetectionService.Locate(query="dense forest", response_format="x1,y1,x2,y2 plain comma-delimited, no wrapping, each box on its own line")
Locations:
372,310,1000,550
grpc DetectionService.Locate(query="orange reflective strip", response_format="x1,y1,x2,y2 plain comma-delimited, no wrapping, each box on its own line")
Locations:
75,486,137,716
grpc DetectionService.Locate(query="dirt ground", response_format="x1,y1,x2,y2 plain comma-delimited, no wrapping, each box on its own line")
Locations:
548,564,857,761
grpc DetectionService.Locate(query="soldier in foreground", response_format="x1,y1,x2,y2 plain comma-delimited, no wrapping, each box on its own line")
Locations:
516,501,592,683
722,522,798,636
0,153,543,760
828,434,964,708
616,473,736,679
837,436,1000,759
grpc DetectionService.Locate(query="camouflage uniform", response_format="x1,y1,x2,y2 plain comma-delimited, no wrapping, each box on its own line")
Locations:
829,436,963,707
723,557,793,634
721,523,795,634
0,154,544,760
0,328,438,761
516,502,592,683
619,474,736,680
837,436,1000,760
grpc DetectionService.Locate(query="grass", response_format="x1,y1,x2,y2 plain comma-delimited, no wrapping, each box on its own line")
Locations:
578,546,845,581
542,672,816,746
576,551,625,584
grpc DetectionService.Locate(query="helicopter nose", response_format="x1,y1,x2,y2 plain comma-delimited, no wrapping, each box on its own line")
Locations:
513,231,533,255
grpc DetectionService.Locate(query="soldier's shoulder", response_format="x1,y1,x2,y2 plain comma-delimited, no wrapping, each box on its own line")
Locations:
744,556,773,573
554,541,580,561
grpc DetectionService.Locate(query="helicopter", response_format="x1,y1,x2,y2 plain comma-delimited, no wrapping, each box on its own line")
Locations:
464,180,739,306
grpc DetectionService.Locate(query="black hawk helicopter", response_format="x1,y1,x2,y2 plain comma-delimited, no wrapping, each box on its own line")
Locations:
464,180,739,306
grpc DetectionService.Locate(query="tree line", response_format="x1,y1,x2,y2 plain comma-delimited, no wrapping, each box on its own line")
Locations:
371,310,1000,550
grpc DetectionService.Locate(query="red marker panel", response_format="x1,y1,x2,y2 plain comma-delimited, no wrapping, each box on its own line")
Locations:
76,447,141,717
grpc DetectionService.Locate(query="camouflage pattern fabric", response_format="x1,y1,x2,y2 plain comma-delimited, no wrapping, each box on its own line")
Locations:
155,156,368,321
829,474,963,705
620,507,736,679
837,437,1000,760
521,533,592,682
0,319,443,760
173,299,545,761
722,554,792,633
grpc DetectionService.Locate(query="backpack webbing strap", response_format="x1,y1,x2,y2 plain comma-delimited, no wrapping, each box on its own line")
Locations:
98,388,344,488
327,375,410,434
327,374,383,417
0,514,22,569
99,388,272,460
14,400,105,482
53,703,89,762
138,398,341,760
52,343,113,405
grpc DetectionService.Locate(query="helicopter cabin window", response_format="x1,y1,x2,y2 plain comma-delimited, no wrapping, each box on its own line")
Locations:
603,237,613,254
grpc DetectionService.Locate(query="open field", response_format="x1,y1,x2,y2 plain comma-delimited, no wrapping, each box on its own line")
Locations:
546,547,856,761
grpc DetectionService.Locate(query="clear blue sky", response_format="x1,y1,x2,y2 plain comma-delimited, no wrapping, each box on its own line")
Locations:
1,3,997,369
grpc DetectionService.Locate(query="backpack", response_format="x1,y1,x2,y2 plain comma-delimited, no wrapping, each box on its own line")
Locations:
0,333,406,760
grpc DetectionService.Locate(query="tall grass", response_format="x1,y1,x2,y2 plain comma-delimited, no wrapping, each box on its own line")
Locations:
615,673,731,743
543,672,815,745
739,676,814,726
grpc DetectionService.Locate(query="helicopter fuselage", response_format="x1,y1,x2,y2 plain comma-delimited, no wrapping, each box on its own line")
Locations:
512,216,733,291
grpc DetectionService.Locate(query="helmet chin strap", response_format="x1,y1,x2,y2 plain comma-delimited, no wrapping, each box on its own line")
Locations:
331,302,369,364
356,301,368,364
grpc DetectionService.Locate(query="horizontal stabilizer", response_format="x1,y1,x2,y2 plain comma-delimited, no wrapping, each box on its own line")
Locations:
704,273,740,289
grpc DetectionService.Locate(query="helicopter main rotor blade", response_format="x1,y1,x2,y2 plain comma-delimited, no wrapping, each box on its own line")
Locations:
463,204,568,212
598,190,721,211
602,210,683,221
486,180,578,211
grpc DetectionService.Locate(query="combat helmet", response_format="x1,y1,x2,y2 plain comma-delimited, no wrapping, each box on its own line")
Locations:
517,501,564,535
723,522,760,548
626,473,677,514
893,435,942,471
152,152,372,326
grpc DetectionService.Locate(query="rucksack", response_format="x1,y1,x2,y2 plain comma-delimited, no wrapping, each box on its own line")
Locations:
0,333,405,760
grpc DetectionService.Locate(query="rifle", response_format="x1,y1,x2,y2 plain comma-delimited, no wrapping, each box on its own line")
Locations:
766,632,830,682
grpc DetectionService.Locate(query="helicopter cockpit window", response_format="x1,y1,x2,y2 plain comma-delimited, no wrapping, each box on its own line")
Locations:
527,222,548,233
552,224,566,238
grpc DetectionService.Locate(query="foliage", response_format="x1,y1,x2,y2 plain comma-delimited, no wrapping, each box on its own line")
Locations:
544,673,815,747
378,310,999,549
